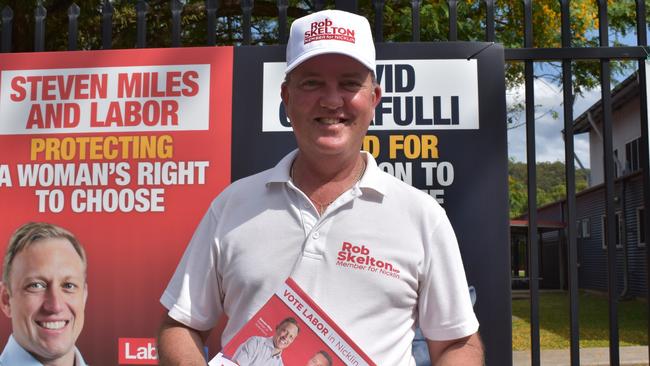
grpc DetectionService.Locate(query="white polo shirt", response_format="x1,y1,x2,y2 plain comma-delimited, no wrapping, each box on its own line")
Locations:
161,150,478,365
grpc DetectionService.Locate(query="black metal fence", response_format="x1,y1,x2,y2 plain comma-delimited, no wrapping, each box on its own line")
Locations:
1,1,648,366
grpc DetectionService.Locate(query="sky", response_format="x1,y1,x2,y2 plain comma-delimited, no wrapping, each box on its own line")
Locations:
506,75,599,168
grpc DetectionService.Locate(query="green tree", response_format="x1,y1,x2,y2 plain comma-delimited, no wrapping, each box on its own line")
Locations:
509,173,528,219
508,159,590,218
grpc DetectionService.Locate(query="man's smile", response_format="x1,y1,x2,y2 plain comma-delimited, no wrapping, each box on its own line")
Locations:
316,117,346,125
37,320,69,330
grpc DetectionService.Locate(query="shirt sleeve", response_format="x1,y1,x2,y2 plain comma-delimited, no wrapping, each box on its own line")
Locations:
160,204,224,331
417,213,479,340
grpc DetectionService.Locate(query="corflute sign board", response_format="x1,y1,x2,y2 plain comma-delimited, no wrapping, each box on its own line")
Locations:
232,42,510,366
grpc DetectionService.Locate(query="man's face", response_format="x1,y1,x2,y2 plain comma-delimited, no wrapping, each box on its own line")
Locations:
272,321,299,350
0,238,87,364
306,352,330,366
281,54,381,161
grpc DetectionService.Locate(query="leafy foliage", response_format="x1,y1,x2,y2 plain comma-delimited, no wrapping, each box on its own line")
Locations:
509,159,590,218
2,2,645,59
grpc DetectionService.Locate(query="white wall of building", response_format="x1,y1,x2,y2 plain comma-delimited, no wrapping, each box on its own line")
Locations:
589,96,641,185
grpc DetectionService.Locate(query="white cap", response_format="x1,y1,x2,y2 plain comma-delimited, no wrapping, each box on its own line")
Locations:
285,9,376,74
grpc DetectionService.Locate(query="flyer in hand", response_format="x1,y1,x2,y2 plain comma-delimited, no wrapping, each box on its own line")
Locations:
208,278,376,366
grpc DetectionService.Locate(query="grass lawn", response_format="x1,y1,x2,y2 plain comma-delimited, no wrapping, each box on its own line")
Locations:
512,291,648,350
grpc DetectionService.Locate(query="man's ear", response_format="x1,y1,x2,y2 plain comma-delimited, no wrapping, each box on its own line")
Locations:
83,283,88,304
372,84,382,108
281,82,293,126
0,282,12,318
281,82,290,108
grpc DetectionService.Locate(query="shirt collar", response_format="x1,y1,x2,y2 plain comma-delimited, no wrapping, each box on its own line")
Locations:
357,151,388,196
265,149,388,197
0,334,87,366
265,149,298,185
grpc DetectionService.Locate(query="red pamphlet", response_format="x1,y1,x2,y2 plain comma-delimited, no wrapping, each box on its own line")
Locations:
209,278,376,366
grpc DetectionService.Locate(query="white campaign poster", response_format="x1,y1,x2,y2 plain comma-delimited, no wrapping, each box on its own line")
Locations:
262,59,479,132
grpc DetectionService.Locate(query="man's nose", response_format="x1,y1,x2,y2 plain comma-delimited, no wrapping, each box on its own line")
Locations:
319,85,344,110
42,287,65,313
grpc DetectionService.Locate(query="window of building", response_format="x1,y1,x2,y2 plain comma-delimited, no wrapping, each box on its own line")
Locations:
601,212,623,249
637,207,645,247
625,138,641,173
581,218,591,238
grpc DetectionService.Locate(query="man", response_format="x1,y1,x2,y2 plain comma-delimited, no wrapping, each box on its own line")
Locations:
0,222,88,366
231,317,299,366
158,9,483,365
306,350,331,366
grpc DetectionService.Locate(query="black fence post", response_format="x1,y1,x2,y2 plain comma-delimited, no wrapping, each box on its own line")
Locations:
171,0,184,47
68,3,80,51
484,0,494,42
560,1,580,365
34,1,46,52
596,0,619,363
241,0,253,45
522,0,540,365
1,6,13,53
277,0,288,44
136,0,149,48
448,0,457,41
373,0,384,42
411,0,420,42
102,0,113,49
636,0,650,364
206,0,218,46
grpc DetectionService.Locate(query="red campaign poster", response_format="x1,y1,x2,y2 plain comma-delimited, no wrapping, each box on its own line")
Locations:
0,46,233,364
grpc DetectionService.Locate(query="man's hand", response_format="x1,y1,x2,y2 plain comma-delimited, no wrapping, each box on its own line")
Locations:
157,314,211,365
427,332,484,366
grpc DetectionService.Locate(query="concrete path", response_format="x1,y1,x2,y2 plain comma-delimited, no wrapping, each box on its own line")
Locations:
513,346,649,365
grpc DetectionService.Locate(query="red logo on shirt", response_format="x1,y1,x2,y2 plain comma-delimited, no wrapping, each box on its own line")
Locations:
304,18,356,44
118,338,157,364
336,241,400,279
